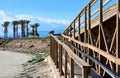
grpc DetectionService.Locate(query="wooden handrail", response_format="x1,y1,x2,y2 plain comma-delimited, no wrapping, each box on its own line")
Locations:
61,0,120,77
63,0,112,35
50,34,91,78
62,34,120,65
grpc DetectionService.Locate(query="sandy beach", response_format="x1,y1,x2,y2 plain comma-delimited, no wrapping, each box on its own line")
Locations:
0,51,31,78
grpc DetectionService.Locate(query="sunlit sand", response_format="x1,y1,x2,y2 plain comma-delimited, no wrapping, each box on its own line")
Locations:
0,51,31,78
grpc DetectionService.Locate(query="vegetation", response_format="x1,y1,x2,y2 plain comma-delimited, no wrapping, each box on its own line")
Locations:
30,23,40,37
2,21,10,39
12,20,19,38
25,20,30,37
1,20,40,39
49,30,54,34
20,54,42,78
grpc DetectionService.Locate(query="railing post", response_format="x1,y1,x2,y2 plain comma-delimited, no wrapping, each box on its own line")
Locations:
69,26,72,37
65,51,67,78
70,58,74,78
78,14,81,40
50,35,52,58
87,3,93,65
116,0,120,76
99,0,103,75
84,7,87,62
56,41,59,68
59,44,63,75
73,20,75,38
53,38,55,63
82,66,91,78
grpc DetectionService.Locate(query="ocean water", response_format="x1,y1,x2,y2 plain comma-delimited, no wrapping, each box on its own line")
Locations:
39,30,63,37
39,31,49,37
0,30,64,38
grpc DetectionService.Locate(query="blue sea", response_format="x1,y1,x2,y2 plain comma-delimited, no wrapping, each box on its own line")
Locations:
39,30,63,37
0,30,64,38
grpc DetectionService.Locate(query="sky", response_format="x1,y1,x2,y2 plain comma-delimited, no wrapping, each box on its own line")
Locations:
0,0,90,37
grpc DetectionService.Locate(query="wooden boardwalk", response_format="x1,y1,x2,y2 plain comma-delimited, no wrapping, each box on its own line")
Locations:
50,0,120,78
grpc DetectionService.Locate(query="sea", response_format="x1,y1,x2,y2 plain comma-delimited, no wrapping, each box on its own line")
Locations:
0,30,63,38
39,30,63,37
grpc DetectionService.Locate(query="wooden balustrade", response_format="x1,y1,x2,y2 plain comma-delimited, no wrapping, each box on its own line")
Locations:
62,0,120,77
50,0,120,77
50,34,91,78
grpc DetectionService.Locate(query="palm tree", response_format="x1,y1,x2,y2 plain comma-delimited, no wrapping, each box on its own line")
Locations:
2,21,10,39
31,24,35,37
19,20,26,38
34,23,40,36
25,20,30,37
12,20,18,38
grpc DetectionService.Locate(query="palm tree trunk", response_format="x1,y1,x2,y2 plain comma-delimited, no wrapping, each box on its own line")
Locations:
5,27,8,39
21,25,23,38
26,24,28,37
16,25,18,38
13,26,15,38
23,26,25,37
35,28,37,36
32,28,35,37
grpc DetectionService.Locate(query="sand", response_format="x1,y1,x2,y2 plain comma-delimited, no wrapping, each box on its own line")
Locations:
0,51,31,78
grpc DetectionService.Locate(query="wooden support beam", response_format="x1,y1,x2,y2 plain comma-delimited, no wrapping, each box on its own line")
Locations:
50,36,52,58
70,58,74,78
56,42,59,68
54,41,57,65
70,26,72,37
84,7,87,62
59,44,63,75
98,0,103,75
116,0,120,76
65,51,67,78
62,34,120,65
52,37,54,60
84,7,87,44
73,21,75,38
87,3,91,64
78,14,80,40
82,66,91,78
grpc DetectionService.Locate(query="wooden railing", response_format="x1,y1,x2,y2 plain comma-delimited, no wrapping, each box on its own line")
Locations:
62,0,120,78
50,34,91,78
50,0,120,77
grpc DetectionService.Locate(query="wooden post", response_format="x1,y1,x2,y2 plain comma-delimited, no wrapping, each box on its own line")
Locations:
65,51,67,78
99,0,103,75
56,42,58,68
50,35,52,58
53,38,56,64
52,37,54,60
70,25,72,37
116,0,120,76
69,27,70,36
78,14,81,40
70,58,74,78
74,21,75,38
87,3,92,64
84,7,87,44
84,7,87,62
59,44,63,75
82,66,91,78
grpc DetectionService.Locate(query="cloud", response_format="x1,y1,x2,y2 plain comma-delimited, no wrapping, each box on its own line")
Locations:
38,17,69,25
0,10,15,23
0,10,70,37
15,15,36,20
0,10,70,24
